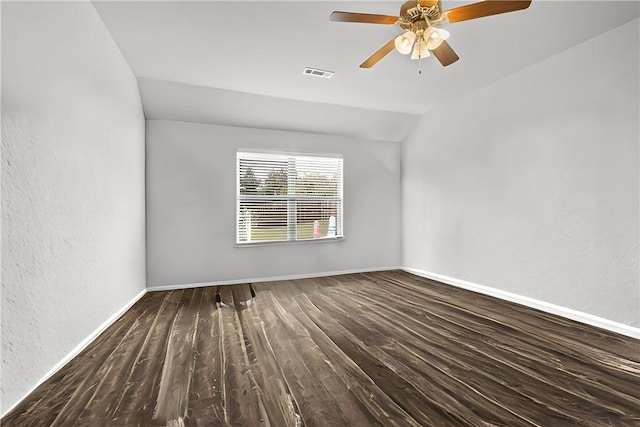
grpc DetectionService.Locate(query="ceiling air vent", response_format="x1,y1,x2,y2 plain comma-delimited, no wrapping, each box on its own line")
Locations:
303,67,334,79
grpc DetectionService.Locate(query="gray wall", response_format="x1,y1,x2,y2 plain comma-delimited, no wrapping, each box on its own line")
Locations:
146,120,401,287
1,2,146,413
402,19,639,327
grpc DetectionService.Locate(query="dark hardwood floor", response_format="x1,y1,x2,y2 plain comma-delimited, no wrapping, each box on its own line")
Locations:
3,270,639,426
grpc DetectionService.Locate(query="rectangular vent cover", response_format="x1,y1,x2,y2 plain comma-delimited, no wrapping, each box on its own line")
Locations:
303,67,334,78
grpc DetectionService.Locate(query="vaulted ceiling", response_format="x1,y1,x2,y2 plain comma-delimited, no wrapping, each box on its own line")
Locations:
93,1,639,141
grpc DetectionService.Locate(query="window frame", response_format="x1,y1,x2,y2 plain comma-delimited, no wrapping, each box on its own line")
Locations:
236,150,344,246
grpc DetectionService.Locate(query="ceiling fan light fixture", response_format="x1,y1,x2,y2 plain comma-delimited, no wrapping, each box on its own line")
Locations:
426,27,450,50
411,40,430,59
424,26,438,40
394,30,416,54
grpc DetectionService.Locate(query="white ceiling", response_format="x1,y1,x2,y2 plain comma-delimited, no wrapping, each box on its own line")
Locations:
93,1,639,141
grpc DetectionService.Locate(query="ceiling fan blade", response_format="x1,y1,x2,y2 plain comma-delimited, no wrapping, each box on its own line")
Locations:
431,40,459,66
445,0,532,24
360,38,396,68
330,11,398,25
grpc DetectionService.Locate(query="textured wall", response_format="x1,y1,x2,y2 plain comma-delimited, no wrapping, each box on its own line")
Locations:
146,120,401,287
1,2,146,413
402,19,639,327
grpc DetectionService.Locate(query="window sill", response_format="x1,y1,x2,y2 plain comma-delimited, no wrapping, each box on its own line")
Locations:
235,236,346,248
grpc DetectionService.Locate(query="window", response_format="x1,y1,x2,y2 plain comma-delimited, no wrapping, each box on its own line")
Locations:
237,151,343,244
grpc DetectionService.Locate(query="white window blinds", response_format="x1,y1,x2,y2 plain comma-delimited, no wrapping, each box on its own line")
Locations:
237,151,343,244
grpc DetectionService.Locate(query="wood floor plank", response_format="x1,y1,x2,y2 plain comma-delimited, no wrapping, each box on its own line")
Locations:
232,285,302,427
2,292,163,427
351,271,639,372
274,287,421,426
315,287,574,425
335,274,640,423
72,297,169,426
49,291,172,427
255,291,372,427
301,291,532,426
317,288,532,419
350,274,640,422
187,286,226,426
350,273,640,401
17,292,163,427
215,285,265,426
257,287,387,426
3,271,639,426
376,270,640,359
294,294,424,426
153,288,203,426
109,290,185,426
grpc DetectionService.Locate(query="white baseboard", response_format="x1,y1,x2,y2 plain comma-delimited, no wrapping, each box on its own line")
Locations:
146,266,402,292
403,267,640,340
2,288,148,419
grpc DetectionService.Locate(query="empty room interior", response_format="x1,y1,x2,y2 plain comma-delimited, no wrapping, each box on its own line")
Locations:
2,0,639,425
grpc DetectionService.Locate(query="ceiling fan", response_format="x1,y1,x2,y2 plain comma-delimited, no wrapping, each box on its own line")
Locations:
330,0,532,68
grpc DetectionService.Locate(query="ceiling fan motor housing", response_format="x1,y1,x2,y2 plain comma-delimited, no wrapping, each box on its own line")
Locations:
399,0,443,26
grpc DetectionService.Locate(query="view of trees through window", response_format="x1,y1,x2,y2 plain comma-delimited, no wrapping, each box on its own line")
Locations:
237,153,343,243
